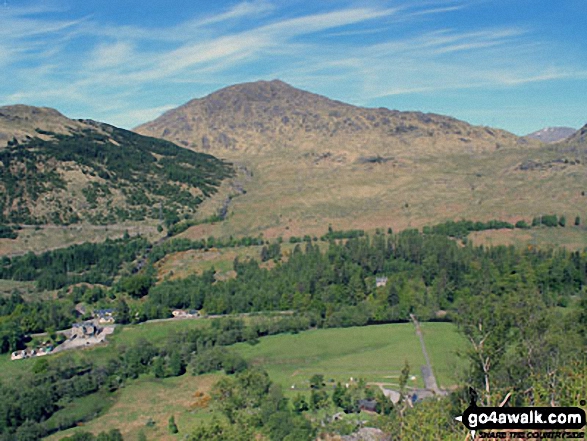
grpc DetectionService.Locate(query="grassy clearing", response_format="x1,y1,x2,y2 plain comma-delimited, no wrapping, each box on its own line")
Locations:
0,279,39,300
156,241,320,281
469,225,587,250
0,350,35,378
110,318,210,347
155,246,264,280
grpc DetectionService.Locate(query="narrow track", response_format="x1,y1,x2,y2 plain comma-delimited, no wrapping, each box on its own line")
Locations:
409,313,441,394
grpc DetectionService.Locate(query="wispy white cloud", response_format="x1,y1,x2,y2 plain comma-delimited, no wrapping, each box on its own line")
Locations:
197,0,275,26
408,5,464,16
89,42,135,69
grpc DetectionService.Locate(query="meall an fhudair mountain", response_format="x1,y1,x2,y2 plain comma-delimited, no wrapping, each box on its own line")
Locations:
136,79,524,159
0,105,232,226
135,80,587,240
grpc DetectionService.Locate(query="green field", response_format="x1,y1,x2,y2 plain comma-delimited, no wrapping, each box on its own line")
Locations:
3,321,466,389
231,322,466,394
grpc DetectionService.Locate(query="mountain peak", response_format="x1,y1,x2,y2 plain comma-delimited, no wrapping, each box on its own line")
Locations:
208,79,298,96
178,79,345,117
136,80,521,157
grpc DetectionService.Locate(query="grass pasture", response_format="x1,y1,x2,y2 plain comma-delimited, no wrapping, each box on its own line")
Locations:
110,317,210,347
231,322,466,396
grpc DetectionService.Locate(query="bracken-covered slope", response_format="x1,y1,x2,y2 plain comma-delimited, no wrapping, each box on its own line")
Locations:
0,105,233,225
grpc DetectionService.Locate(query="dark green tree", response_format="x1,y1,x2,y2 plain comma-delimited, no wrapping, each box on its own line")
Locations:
515,220,529,229
115,298,130,324
309,374,325,389
309,389,329,411
168,415,178,434
168,351,185,377
152,357,166,378
292,394,309,413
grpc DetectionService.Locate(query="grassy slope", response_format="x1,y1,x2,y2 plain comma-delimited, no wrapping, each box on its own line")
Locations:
0,223,161,257
172,145,587,247
154,242,324,281
44,373,222,441
469,224,587,249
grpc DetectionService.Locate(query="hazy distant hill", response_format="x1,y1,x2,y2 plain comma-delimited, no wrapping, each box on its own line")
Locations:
526,126,576,143
0,105,232,226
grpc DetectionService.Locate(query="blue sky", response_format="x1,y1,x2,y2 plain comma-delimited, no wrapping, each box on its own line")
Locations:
1,0,586,135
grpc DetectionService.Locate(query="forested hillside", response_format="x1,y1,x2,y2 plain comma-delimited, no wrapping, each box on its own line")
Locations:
0,107,233,226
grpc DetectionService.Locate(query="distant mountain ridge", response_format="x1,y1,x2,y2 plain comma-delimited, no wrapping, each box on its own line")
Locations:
0,105,232,225
526,126,576,143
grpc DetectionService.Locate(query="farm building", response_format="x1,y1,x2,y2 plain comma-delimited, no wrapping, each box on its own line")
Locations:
172,309,200,318
375,277,388,287
72,322,98,338
94,309,115,324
